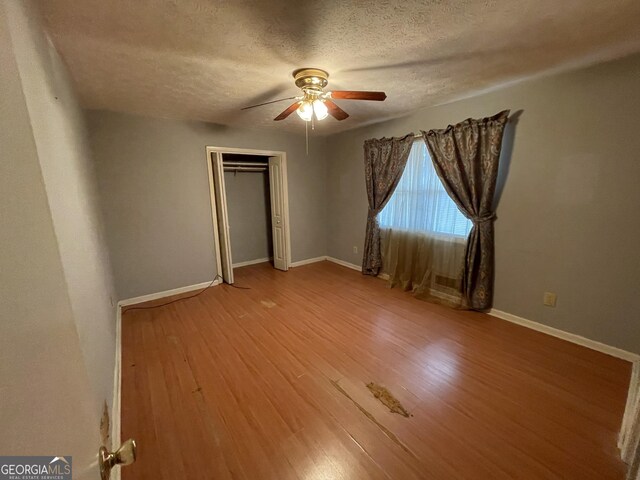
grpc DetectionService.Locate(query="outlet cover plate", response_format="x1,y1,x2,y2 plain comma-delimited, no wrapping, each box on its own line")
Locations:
543,292,557,307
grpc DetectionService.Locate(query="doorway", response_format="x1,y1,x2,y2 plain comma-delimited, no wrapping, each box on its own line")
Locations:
206,146,291,284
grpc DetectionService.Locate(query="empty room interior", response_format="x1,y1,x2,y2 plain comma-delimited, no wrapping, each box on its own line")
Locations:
3,0,640,479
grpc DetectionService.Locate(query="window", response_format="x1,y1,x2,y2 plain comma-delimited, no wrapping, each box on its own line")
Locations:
378,141,472,238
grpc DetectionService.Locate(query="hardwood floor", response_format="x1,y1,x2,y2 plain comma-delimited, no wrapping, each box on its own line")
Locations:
121,261,630,479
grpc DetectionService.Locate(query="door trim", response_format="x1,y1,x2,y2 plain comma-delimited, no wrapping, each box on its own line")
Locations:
112,306,122,458
210,151,234,283
205,146,292,275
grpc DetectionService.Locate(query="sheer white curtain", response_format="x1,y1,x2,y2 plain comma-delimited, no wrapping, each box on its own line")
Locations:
379,142,471,237
378,141,471,307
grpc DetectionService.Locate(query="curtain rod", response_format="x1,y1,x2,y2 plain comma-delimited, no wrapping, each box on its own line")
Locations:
411,111,513,139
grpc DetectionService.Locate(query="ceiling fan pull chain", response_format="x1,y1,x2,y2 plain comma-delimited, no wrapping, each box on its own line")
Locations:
305,120,309,156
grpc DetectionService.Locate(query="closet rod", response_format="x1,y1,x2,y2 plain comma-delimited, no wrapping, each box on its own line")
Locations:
222,161,269,168
223,167,267,172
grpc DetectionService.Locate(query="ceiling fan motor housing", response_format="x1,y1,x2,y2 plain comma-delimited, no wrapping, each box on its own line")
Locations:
293,68,329,97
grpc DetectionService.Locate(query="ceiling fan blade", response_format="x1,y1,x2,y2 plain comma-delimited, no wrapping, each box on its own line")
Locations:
241,96,298,110
329,91,387,101
325,100,349,121
274,102,301,121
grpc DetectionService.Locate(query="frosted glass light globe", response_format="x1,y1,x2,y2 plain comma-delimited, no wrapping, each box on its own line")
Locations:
296,101,313,121
312,99,328,120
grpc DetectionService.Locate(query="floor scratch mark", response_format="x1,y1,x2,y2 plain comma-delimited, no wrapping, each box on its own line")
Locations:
330,379,418,460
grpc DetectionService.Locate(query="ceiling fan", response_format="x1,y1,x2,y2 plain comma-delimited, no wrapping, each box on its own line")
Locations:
241,68,387,122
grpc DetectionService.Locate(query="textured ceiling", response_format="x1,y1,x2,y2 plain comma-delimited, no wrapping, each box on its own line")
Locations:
40,0,640,135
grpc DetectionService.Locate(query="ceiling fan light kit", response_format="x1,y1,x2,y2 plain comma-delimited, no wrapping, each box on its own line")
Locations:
296,99,328,121
293,68,330,122
241,67,387,124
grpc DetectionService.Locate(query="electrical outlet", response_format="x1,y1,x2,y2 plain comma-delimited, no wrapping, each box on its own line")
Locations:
543,292,557,307
353,246,358,254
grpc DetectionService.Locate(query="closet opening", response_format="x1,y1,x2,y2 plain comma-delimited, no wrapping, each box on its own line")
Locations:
206,146,291,284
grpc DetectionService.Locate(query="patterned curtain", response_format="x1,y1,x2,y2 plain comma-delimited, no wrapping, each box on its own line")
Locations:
362,134,414,276
421,110,509,310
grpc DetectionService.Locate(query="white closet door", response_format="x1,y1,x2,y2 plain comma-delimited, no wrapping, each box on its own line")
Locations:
269,156,288,271
212,152,234,283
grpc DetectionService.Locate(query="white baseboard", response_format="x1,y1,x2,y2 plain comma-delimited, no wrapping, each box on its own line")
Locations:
326,256,361,272
110,305,122,480
290,256,328,268
118,279,221,307
288,255,364,273
489,309,639,362
232,257,271,268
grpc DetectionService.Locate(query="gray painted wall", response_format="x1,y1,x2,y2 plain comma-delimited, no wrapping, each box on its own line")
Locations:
223,154,273,264
87,111,328,299
0,0,109,458
325,53,640,353
9,0,117,418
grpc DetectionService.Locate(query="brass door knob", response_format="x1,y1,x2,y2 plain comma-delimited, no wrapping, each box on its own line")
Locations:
99,439,137,480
